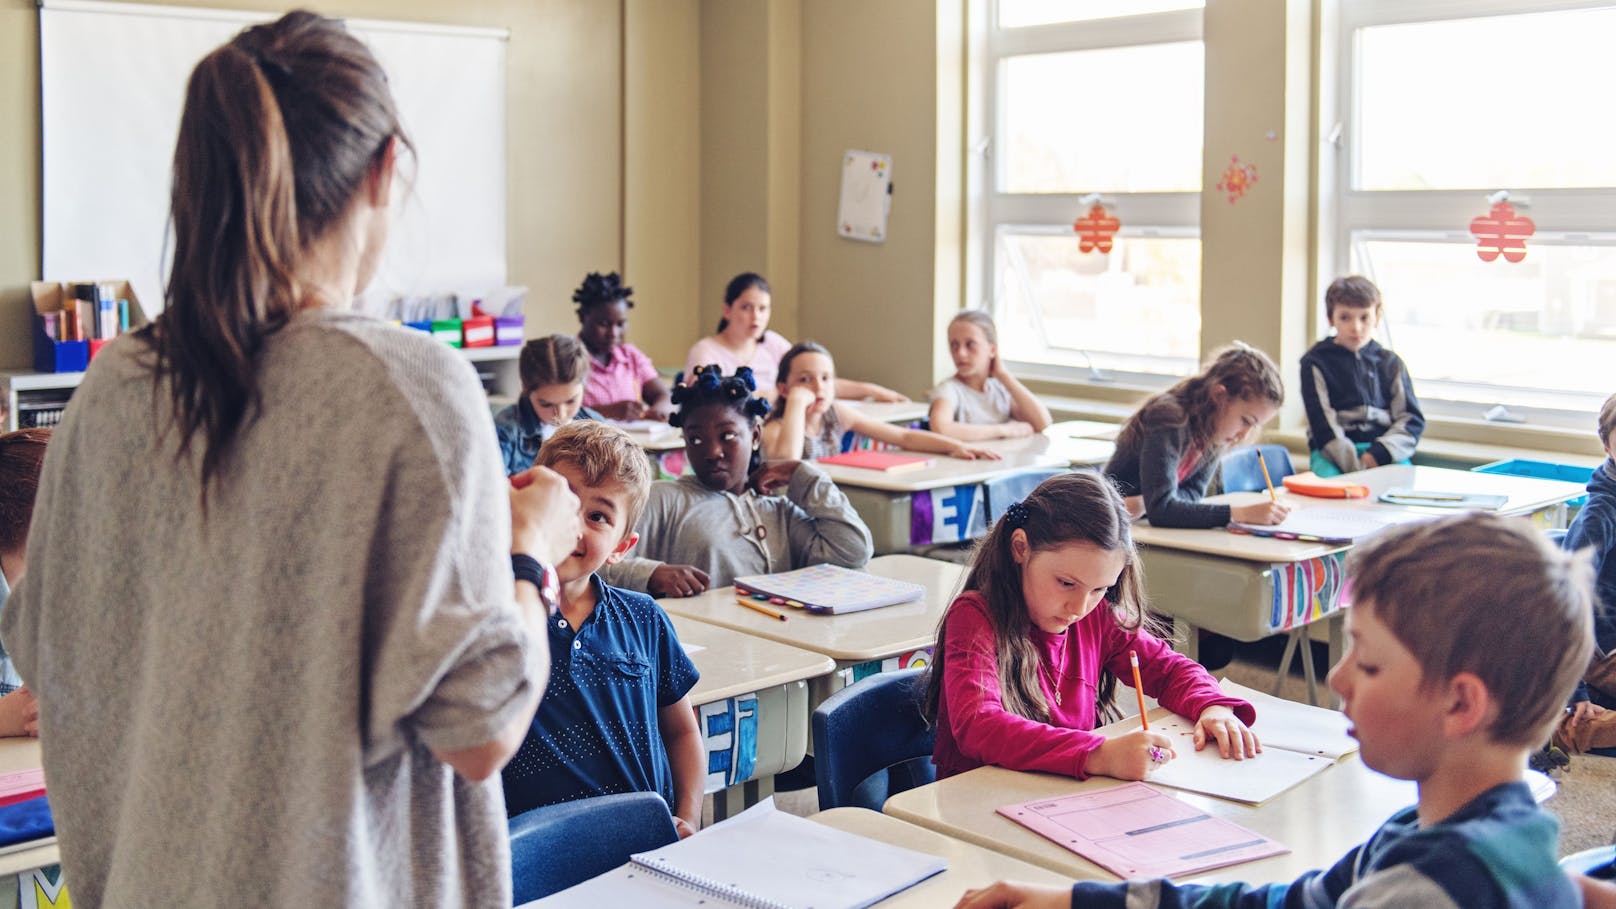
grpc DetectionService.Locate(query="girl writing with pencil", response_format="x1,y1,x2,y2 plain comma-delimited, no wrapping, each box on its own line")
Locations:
922,472,1259,781
1105,342,1290,528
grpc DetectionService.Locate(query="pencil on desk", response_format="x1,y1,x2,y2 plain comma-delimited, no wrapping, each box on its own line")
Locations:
1255,448,1278,503
1130,649,1148,731
737,596,788,622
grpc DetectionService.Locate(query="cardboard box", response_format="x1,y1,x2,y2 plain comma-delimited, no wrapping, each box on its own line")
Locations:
31,280,147,373
494,315,524,346
430,318,463,348
461,315,494,348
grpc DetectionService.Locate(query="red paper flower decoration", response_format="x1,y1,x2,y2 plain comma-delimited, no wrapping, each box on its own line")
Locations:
1217,155,1258,204
1470,201,1535,264
1072,203,1120,254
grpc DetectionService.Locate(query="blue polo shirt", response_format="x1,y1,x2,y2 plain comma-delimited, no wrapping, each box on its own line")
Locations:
501,575,699,817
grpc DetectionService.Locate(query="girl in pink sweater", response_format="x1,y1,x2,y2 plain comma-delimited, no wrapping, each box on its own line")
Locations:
923,471,1260,781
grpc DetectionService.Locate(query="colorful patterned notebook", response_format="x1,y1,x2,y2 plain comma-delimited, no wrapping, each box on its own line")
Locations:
733,564,925,615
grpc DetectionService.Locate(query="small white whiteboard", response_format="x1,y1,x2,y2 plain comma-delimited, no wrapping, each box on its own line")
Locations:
837,149,892,244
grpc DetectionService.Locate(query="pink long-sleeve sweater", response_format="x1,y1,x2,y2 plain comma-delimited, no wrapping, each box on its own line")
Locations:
932,591,1255,780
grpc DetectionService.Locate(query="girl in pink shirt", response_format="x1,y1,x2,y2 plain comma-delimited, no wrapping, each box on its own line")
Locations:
574,271,673,421
923,471,1260,781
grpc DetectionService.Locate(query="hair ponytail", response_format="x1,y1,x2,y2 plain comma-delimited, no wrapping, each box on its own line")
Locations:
153,11,405,503
922,471,1157,727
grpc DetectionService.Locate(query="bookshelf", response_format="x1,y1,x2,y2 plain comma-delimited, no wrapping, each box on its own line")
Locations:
2,345,522,432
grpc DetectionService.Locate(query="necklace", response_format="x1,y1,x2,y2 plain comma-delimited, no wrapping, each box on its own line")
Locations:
1040,658,1063,707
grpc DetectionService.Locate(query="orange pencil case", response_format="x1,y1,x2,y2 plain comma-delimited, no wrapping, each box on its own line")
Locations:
1282,471,1370,499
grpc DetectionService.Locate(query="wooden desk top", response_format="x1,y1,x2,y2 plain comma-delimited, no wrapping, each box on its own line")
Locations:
0,738,56,877
817,435,1071,493
1132,464,1586,563
672,616,835,704
842,400,933,425
808,808,1072,906
882,709,1417,886
619,425,684,452
658,555,965,663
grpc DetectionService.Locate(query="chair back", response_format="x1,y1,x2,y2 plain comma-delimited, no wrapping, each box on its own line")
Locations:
983,468,1065,525
1220,444,1295,494
813,667,936,811
508,791,679,904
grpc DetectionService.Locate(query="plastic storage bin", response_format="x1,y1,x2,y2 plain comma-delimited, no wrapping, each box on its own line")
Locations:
1473,458,1592,508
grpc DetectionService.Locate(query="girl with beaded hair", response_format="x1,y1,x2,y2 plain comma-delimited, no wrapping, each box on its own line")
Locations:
600,365,874,598
922,471,1259,783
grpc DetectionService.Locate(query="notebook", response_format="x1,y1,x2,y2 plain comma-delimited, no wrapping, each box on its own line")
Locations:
734,564,926,615
818,450,933,472
0,769,45,809
998,782,1288,879
527,797,947,909
1377,488,1507,510
1228,506,1426,544
1132,680,1361,804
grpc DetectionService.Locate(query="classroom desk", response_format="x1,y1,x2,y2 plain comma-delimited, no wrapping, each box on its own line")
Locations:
821,422,1106,555
1134,464,1588,702
0,738,63,906
660,555,964,708
883,707,1418,887
807,808,1073,905
673,617,835,820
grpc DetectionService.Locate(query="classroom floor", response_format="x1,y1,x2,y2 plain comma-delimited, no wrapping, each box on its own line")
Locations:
741,636,1616,859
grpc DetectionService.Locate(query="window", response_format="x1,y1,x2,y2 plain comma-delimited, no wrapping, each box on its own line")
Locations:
975,2,1204,381
1333,0,1616,422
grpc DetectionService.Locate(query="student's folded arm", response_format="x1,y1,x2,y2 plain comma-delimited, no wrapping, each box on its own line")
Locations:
783,462,874,568
1301,362,1359,475
1368,356,1424,466
928,395,1004,441
942,608,1107,778
1000,371,1053,433
1136,424,1231,529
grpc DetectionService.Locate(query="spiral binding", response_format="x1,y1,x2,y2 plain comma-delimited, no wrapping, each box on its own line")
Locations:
632,854,792,909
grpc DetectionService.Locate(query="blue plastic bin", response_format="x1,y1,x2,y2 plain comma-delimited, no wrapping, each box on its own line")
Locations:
1473,458,1592,508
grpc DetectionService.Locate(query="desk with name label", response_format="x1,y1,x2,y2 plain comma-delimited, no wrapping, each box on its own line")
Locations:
1135,464,1587,703
883,706,1417,887
674,617,834,819
820,422,1113,555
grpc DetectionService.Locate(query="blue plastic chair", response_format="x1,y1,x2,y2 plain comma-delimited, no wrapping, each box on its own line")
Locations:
1219,444,1295,494
508,791,679,904
983,468,1066,525
813,668,936,811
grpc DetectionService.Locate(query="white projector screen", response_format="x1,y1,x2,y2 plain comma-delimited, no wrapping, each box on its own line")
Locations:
40,0,508,314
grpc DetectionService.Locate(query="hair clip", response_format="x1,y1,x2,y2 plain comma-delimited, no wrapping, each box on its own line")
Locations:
1004,501,1031,529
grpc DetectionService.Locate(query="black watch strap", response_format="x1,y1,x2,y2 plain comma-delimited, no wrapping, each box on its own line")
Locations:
512,553,560,615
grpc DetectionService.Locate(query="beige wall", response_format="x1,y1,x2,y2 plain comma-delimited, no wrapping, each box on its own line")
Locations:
798,0,959,399
625,0,701,365
0,0,622,369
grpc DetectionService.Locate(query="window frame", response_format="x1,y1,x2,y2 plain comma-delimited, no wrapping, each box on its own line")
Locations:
1327,0,1616,429
970,2,1205,388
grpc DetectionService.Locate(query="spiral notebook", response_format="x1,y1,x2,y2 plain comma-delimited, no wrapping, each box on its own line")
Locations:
525,797,946,909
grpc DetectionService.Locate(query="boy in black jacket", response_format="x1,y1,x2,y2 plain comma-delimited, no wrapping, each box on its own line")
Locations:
1300,276,1424,477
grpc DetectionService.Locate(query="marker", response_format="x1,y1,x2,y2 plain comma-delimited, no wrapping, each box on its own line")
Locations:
1255,448,1278,503
1130,650,1149,731
736,596,787,622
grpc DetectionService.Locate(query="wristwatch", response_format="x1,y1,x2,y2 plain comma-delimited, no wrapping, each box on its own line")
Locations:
512,553,560,615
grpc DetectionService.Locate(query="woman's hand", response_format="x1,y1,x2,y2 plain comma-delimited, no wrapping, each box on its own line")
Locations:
1195,705,1261,759
1089,729,1176,780
1230,501,1290,525
0,687,40,738
749,460,801,496
509,465,581,567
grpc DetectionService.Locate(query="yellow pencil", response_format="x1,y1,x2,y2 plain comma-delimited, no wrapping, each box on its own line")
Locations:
736,596,788,622
1254,448,1278,503
1130,649,1149,731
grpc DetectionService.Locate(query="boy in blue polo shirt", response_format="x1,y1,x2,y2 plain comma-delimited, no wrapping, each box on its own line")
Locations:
952,512,1593,909
500,421,704,836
